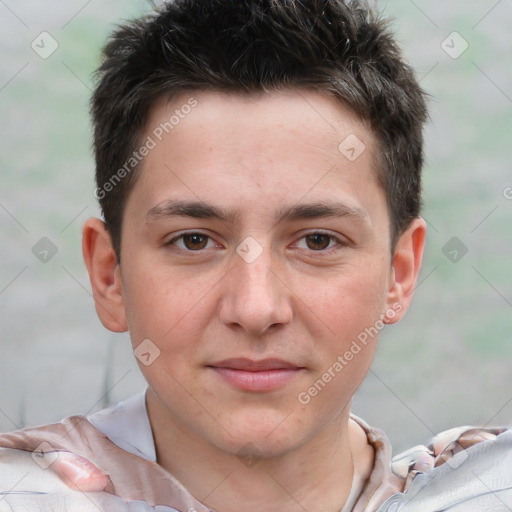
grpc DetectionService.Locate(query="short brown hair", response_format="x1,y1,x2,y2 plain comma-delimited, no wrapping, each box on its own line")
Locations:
91,0,429,262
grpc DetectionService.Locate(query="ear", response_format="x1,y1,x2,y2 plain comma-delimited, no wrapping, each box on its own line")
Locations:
383,217,427,324
82,217,128,332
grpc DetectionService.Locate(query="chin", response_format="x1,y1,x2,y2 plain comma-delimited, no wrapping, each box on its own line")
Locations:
219,434,298,460
212,410,307,458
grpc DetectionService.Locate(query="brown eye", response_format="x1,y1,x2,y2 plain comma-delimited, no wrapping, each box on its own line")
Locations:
182,233,209,250
305,233,332,250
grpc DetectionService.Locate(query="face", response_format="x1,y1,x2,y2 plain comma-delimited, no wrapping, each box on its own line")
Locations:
85,88,424,458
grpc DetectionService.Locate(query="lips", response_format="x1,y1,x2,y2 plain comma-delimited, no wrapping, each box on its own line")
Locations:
208,358,303,372
207,358,305,392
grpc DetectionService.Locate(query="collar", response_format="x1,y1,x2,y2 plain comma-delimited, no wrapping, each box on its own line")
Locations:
87,390,400,511
87,389,156,462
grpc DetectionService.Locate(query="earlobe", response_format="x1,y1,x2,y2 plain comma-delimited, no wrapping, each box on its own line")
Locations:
82,218,128,332
384,217,427,324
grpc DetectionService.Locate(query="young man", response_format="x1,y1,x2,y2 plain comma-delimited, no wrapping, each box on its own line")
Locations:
1,1,511,511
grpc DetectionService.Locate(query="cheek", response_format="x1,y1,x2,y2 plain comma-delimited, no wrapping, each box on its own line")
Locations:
307,266,388,339
300,265,387,394
122,263,219,367
298,272,384,415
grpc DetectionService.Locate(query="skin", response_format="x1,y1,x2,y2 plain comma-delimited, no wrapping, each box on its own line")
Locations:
82,89,426,511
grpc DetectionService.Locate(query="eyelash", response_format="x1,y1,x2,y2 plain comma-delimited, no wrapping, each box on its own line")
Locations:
165,231,348,255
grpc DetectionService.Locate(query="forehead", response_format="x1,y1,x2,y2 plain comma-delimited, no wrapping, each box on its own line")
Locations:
147,88,376,166
126,88,384,227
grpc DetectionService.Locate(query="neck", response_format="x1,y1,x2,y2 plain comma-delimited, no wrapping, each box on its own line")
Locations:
147,391,373,512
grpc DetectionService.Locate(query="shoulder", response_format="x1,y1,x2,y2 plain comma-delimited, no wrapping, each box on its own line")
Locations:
378,425,512,511
391,424,509,484
0,392,151,461
0,415,107,457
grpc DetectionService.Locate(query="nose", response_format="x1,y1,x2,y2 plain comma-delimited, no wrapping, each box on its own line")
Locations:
218,244,293,336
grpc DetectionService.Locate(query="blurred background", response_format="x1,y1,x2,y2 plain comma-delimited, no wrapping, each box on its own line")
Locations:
0,0,511,454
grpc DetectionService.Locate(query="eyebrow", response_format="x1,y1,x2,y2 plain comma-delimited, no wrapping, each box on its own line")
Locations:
145,199,369,225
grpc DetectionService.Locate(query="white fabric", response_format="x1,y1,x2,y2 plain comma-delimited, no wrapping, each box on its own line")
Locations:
0,447,180,511
87,389,156,463
60,391,512,510
376,429,512,511
0,392,182,511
